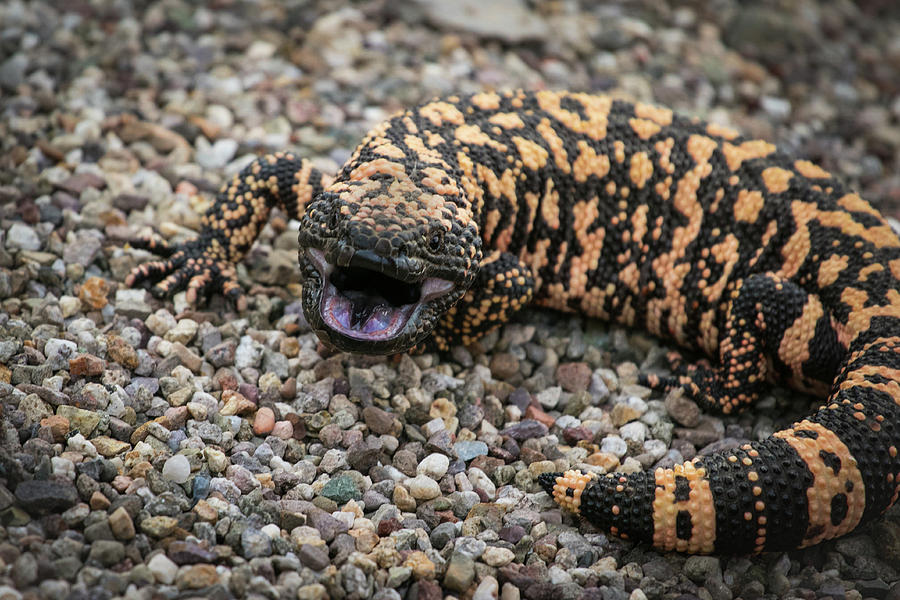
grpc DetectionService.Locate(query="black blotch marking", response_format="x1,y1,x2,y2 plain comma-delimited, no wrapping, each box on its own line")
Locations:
864,372,893,386
845,480,854,493
560,95,589,121
674,476,691,502
566,487,575,497
831,493,849,526
676,510,693,540
795,430,819,440
805,524,825,540
819,450,841,475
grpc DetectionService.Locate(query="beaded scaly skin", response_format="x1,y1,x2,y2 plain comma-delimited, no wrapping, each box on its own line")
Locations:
128,90,900,554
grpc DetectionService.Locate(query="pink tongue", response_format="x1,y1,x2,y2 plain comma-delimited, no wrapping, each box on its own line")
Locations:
328,294,395,334
362,305,394,333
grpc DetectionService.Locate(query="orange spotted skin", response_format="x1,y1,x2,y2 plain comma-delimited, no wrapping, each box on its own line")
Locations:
128,90,900,554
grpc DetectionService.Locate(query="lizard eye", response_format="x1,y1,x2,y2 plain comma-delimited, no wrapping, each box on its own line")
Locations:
427,227,444,252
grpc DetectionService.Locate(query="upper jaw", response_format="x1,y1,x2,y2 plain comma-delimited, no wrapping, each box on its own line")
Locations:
330,245,426,284
303,247,456,351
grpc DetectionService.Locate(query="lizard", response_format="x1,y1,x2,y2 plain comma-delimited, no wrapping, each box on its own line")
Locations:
126,90,900,554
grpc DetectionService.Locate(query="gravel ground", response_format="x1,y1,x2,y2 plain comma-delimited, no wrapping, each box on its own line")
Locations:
1,1,900,599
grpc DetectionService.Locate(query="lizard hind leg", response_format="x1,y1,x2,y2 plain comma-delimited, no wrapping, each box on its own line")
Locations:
641,272,846,414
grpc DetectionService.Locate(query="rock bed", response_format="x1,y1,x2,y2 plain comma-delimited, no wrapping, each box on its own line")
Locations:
1,1,900,599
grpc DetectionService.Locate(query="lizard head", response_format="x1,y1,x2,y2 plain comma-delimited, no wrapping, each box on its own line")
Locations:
298,174,480,354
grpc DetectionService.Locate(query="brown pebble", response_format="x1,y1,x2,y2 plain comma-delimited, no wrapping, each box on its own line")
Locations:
610,403,643,426
555,362,592,393
586,452,620,471
524,404,555,429
192,499,218,523
69,354,106,377
106,335,138,369
56,172,106,194
279,337,300,358
280,377,297,399
664,388,701,427
362,406,400,436
489,352,520,380
90,491,111,511
39,415,69,442
169,342,203,373
253,407,275,435
212,368,240,391
562,425,595,444
109,506,136,540
220,390,255,416
176,564,219,590
164,406,189,429
35,139,64,162
78,276,111,309
130,416,171,445
111,476,132,493
285,413,307,440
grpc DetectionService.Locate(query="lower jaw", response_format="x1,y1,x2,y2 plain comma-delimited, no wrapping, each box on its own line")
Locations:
313,282,420,353
313,326,417,355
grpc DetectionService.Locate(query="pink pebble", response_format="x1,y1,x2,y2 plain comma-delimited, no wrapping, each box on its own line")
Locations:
112,475,132,493
270,420,294,439
253,407,275,435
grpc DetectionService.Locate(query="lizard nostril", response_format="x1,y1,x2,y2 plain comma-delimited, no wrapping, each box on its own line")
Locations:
327,209,340,229
336,245,355,267
375,238,393,257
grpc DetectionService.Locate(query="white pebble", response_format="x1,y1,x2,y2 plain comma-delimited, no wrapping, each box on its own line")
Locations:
537,386,562,409
421,417,446,437
482,547,514,567
473,576,499,600
51,457,75,480
331,511,355,528
162,454,191,484
619,421,647,443
417,453,450,479
6,222,40,251
0,585,23,600
466,467,496,499
205,448,228,473
600,435,628,458
261,523,282,539
66,433,97,458
147,553,178,584
408,474,441,500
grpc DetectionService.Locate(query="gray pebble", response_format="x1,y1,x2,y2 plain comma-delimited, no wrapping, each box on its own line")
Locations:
241,527,272,558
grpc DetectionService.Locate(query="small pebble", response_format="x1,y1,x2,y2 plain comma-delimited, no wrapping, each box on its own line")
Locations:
162,454,191,484
253,407,275,435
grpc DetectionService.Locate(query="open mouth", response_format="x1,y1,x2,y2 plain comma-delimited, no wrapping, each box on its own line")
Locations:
307,249,454,342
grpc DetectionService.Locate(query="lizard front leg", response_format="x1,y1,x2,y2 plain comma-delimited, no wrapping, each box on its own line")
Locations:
428,250,535,352
126,153,331,305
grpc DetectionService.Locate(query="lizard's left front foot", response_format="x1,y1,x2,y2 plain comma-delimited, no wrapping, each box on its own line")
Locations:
125,235,246,309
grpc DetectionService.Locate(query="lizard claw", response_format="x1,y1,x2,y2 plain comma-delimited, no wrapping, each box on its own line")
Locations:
124,236,245,307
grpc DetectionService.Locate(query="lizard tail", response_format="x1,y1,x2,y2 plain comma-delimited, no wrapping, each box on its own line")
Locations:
541,333,900,553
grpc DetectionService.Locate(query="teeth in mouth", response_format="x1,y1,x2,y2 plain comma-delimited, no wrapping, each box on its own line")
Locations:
307,248,454,342
323,282,416,339
362,306,393,333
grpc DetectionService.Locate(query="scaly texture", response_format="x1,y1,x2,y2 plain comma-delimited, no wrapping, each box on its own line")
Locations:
128,90,900,554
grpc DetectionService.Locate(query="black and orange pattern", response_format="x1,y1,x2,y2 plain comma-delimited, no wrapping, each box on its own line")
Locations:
128,90,900,554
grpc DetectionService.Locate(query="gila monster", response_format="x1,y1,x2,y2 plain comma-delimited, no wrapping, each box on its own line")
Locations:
126,90,900,554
